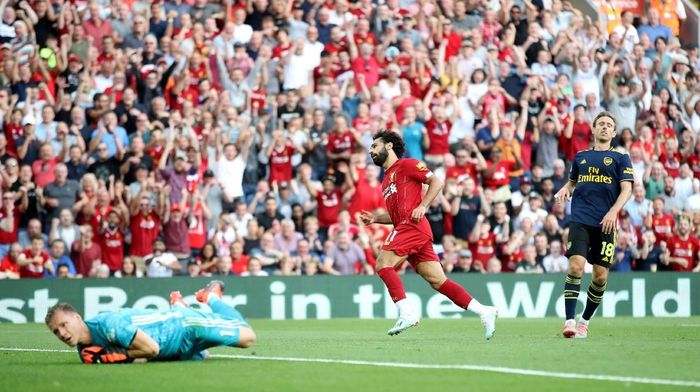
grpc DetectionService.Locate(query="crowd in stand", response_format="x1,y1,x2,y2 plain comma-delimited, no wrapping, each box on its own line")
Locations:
0,0,699,279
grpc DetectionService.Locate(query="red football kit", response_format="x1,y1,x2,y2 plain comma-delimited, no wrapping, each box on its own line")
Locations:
666,235,699,272
380,158,439,267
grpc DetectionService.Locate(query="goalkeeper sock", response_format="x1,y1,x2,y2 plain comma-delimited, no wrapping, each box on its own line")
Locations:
208,297,245,322
582,281,606,321
564,274,582,320
437,279,474,310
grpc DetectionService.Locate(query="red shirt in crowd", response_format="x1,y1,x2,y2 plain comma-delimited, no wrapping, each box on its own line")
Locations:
470,233,497,270
327,131,355,155
4,123,23,154
32,158,58,188
347,178,385,224
569,120,591,160
0,254,18,276
99,226,124,272
651,213,675,245
424,119,451,155
0,206,20,244
658,151,681,178
129,211,161,257
317,189,342,228
188,202,207,250
72,241,102,277
351,56,380,89
445,163,478,183
19,249,50,278
666,234,699,272
268,144,295,185
483,160,515,189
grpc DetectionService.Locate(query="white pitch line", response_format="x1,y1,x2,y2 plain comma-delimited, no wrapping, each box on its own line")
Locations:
1,347,698,388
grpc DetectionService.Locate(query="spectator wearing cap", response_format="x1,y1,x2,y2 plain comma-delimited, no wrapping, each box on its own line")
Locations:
287,3,309,40
453,249,480,273
512,175,533,213
604,60,646,134
162,199,192,263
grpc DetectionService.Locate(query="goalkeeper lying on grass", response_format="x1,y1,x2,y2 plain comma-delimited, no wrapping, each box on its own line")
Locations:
45,280,256,363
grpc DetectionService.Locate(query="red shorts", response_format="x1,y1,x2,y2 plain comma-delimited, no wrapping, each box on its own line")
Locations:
381,226,439,269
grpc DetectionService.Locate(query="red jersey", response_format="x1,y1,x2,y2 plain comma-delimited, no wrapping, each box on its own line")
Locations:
667,234,699,272
348,179,385,224
470,233,497,270
659,151,681,178
99,226,124,272
0,206,20,244
569,120,591,160
4,123,23,154
381,158,433,237
19,250,49,278
231,254,249,276
445,163,478,183
269,144,295,184
0,255,18,275
317,189,341,228
272,43,292,59
684,154,700,179
483,160,515,189
129,212,161,257
249,88,268,114
327,131,355,154
32,159,57,188
651,213,675,244
424,119,451,155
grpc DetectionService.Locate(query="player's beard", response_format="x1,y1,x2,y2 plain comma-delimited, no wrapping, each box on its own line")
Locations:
371,148,388,166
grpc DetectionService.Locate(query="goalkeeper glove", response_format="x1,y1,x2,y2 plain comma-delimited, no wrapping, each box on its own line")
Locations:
80,345,133,364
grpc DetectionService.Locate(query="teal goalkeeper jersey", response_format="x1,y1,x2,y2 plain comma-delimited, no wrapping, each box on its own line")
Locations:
569,148,634,227
82,308,198,361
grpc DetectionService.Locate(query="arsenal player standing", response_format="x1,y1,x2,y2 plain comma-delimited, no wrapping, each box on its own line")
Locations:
360,130,498,338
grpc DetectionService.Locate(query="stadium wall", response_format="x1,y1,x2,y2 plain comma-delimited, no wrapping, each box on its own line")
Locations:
0,274,695,323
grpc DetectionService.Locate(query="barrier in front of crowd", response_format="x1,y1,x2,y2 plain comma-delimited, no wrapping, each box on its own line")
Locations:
0,273,695,323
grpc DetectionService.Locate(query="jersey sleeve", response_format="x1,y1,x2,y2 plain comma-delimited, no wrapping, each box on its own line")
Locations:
568,154,579,183
618,153,635,182
403,159,434,183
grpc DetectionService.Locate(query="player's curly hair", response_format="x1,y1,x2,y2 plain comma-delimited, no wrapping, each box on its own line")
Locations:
373,129,405,158
45,303,78,325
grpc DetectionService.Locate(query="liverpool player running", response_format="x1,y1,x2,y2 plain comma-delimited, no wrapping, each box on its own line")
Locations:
554,112,633,338
360,130,498,338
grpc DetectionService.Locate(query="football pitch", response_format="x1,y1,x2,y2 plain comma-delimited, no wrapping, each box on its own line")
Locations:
1,317,698,392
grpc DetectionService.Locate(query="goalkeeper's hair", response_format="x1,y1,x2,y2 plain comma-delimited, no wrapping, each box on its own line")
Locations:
373,129,405,158
45,303,79,324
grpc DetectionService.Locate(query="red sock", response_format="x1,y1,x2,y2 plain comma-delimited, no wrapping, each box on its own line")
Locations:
377,267,406,302
438,279,473,309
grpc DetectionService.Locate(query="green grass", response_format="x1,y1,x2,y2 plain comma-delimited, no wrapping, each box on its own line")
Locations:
1,318,699,392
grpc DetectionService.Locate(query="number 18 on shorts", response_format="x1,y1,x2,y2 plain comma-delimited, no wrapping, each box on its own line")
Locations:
565,221,616,268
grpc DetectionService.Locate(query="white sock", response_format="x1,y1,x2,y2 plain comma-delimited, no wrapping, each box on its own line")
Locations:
467,299,487,316
396,299,414,318
579,318,589,326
